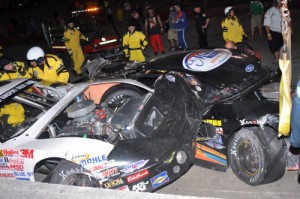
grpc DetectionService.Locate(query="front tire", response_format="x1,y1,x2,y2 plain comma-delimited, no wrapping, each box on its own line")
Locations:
228,127,286,186
50,160,100,187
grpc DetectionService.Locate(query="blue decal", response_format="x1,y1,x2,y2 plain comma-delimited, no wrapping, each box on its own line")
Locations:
150,171,169,188
245,64,254,72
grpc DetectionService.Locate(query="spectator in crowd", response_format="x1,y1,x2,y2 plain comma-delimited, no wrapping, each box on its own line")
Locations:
124,0,132,19
164,4,178,51
263,0,291,60
26,46,69,83
129,10,143,32
194,5,210,48
144,7,165,55
221,6,248,43
249,0,264,39
116,3,124,23
174,4,188,50
63,18,88,75
123,21,148,62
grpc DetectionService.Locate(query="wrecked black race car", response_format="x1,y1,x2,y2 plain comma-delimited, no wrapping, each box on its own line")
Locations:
84,48,287,186
0,74,202,192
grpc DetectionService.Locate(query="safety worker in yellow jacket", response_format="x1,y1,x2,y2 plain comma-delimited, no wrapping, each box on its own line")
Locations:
26,46,69,83
0,102,25,127
123,21,148,62
0,56,31,81
221,6,248,43
63,18,88,74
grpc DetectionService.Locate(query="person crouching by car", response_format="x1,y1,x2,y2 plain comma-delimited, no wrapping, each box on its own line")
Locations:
63,18,88,75
0,56,31,81
26,46,69,83
123,21,148,62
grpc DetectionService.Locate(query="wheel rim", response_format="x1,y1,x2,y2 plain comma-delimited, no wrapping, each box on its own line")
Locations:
63,173,100,187
237,139,260,175
108,95,130,109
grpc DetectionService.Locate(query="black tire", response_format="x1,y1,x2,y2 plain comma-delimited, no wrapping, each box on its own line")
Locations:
50,160,100,187
228,127,286,186
101,86,143,111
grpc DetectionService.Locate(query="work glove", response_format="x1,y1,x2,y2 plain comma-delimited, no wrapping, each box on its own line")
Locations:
243,34,248,40
86,37,89,42
68,49,73,56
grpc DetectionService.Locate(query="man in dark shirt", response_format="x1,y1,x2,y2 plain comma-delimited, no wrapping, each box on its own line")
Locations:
194,5,210,48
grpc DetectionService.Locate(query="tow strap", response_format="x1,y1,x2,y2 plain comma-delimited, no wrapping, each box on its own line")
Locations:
278,0,292,136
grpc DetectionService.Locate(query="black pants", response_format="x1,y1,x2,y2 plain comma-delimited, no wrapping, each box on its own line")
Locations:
197,28,208,48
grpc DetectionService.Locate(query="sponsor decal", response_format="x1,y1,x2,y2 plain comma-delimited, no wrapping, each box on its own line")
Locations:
216,127,224,135
0,173,14,178
71,153,90,163
9,164,24,171
182,49,231,72
2,149,34,159
3,149,19,157
150,171,169,188
80,155,107,167
239,119,258,125
19,149,34,159
103,178,123,188
0,165,9,170
117,185,130,191
13,171,27,177
0,81,32,103
96,167,119,180
0,157,8,163
16,178,30,181
120,159,149,174
245,64,254,72
9,158,24,165
88,160,114,173
132,181,149,192
205,141,225,150
0,150,3,157
126,169,149,184
204,119,222,127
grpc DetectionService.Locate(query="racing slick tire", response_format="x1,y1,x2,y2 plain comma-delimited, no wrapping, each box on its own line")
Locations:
50,160,100,187
228,127,286,186
101,86,143,111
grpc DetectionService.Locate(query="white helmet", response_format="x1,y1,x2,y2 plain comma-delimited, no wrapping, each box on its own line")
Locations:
224,6,233,16
26,46,45,61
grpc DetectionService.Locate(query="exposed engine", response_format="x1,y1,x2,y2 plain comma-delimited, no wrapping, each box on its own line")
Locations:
56,99,119,144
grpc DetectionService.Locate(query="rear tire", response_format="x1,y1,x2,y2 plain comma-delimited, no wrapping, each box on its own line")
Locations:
228,127,286,185
101,86,143,111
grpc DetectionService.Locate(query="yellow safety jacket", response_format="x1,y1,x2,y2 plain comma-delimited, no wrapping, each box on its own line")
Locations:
28,54,69,83
0,61,31,81
221,16,247,43
0,103,25,127
123,31,148,62
64,28,86,52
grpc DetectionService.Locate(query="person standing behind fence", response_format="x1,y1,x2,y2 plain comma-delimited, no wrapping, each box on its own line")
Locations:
249,0,264,39
164,4,178,51
174,4,188,50
144,7,165,55
194,5,210,48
